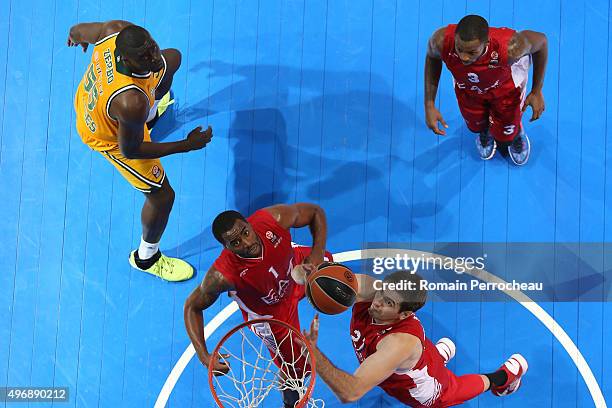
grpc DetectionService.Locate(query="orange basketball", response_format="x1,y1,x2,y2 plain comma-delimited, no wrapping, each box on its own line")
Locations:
306,262,358,315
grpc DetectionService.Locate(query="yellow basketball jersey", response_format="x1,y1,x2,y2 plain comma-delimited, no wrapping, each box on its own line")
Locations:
74,32,166,151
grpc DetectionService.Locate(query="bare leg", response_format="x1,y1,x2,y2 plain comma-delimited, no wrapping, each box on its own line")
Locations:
142,177,175,243
130,176,193,281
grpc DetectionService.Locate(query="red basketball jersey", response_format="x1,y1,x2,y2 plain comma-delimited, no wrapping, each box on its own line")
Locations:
441,24,527,98
350,302,451,408
213,210,298,319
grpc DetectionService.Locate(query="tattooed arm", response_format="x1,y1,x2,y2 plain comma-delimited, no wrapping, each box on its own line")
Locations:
184,266,235,374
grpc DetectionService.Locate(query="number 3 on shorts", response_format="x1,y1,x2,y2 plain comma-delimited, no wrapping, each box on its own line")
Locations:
503,125,516,135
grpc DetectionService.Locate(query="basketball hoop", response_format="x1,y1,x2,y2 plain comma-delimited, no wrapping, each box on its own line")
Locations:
208,318,324,408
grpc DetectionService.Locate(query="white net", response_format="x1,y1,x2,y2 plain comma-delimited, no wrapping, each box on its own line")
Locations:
209,319,325,408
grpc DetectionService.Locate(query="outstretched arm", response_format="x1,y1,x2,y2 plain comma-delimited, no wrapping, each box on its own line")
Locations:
112,90,213,159
67,20,132,51
424,27,448,135
508,30,548,121
264,203,327,266
184,266,234,372
303,317,420,403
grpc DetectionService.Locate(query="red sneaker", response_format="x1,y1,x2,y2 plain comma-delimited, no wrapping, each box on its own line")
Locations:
491,354,529,396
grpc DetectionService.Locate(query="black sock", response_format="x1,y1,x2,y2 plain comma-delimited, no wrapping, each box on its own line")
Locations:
485,369,508,389
281,389,300,408
134,250,161,270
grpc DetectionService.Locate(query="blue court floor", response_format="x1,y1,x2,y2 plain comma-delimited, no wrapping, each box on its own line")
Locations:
1,0,611,407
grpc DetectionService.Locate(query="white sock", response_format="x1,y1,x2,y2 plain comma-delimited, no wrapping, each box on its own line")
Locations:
138,237,160,260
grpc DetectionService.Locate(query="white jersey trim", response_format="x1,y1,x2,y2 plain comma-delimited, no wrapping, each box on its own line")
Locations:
105,84,150,122
511,54,531,91
393,365,442,407
228,291,273,321
95,32,120,45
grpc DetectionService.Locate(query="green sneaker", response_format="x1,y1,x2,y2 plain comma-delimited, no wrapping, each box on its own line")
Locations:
129,250,194,282
157,91,175,117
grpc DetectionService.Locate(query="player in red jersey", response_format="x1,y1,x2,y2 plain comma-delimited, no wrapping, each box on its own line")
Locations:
425,15,548,165
184,203,331,408
303,271,528,406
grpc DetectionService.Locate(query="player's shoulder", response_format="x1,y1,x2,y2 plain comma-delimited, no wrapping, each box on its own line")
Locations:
505,30,529,62
350,302,375,326
200,264,234,292
97,20,133,42
390,314,425,338
430,26,447,51
433,26,448,41
213,248,241,277
376,331,421,350
250,207,289,233
249,208,273,221
352,301,372,315
109,89,150,122
377,331,421,358
248,208,277,228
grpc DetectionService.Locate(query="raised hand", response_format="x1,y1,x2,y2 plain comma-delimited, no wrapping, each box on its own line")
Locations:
67,33,89,52
185,125,213,151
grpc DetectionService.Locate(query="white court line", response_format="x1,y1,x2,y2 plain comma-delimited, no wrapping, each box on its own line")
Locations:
154,249,607,408
153,301,239,408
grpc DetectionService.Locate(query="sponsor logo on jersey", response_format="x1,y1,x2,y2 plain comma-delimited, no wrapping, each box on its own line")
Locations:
265,230,282,248
489,50,500,68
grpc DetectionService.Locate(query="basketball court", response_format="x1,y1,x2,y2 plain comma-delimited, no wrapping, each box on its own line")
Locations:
1,0,611,406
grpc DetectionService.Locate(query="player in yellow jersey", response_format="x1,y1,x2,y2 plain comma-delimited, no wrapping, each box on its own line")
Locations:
69,20,212,282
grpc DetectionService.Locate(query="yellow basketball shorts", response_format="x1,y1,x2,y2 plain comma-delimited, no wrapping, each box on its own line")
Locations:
100,147,166,193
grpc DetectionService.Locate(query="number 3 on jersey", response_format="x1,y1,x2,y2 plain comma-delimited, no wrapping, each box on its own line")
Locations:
82,64,99,133
503,124,516,135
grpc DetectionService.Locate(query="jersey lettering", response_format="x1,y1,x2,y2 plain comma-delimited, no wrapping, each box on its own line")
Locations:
260,279,290,305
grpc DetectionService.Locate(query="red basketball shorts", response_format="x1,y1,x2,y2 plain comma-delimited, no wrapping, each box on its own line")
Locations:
455,86,526,143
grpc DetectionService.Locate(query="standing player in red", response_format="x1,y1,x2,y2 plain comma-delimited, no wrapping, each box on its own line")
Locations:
303,271,528,406
425,15,548,165
184,203,331,408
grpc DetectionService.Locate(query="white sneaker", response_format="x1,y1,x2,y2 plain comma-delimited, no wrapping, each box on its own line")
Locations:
491,353,529,396
435,337,456,364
